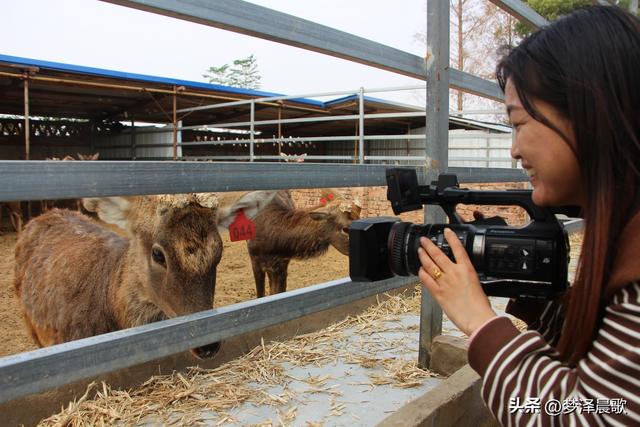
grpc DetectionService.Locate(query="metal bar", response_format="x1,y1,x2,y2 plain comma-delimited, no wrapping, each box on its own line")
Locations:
448,166,527,183
172,87,178,160
102,0,502,102
178,134,428,145
253,155,354,161
277,105,283,157
419,0,449,369
0,161,526,202
488,0,549,30
175,96,283,115
176,83,428,116
358,87,365,164
103,0,425,77
98,133,430,149
449,134,512,140
0,275,418,404
23,74,30,160
449,69,503,102
562,218,584,234
0,161,423,201
250,100,255,162
449,156,513,162
130,119,136,160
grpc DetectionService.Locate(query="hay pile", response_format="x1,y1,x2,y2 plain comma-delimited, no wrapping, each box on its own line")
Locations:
39,288,433,427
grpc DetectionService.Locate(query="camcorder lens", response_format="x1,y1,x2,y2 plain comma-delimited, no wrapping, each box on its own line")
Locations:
388,222,466,277
387,222,411,276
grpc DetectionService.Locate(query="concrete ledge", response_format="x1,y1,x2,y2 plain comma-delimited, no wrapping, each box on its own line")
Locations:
428,335,469,377
377,364,498,427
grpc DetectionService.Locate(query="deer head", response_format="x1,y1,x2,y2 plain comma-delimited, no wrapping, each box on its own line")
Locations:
308,189,362,255
83,190,275,358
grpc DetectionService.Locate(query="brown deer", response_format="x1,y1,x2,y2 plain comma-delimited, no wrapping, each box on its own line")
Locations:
14,190,275,358
247,190,361,297
0,202,23,235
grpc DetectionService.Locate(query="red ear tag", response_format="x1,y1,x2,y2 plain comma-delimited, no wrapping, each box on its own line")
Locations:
319,198,326,206
229,209,256,241
327,193,334,201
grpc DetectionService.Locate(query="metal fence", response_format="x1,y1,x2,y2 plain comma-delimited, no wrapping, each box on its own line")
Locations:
0,0,554,405
89,84,512,164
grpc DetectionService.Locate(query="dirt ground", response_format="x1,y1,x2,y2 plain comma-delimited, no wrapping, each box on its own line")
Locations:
0,225,349,358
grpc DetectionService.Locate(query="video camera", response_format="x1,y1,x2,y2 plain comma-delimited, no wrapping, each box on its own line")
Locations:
349,168,578,299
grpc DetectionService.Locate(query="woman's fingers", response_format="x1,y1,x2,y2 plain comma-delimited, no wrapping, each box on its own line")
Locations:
417,246,441,280
444,228,471,266
418,266,439,293
422,236,452,270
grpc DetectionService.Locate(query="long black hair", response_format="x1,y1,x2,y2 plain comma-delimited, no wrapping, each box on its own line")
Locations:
497,5,640,365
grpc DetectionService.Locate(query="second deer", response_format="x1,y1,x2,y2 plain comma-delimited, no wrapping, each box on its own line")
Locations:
247,190,361,297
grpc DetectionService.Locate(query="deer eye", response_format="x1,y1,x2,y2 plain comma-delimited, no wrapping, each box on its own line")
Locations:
151,247,166,267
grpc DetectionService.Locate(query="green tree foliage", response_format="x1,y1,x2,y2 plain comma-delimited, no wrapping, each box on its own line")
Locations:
516,0,633,35
203,54,262,89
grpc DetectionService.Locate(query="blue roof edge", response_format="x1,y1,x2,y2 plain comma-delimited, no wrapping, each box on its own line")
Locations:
0,53,324,108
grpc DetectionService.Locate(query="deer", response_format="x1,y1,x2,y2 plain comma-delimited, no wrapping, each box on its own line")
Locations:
14,190,275,359
247,189,361,297
0,201,23,235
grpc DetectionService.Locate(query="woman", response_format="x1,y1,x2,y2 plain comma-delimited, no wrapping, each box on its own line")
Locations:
418,5,640,425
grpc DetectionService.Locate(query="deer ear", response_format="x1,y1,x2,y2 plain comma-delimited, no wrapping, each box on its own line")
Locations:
309,211,331,222
82,197,133,230
216,190,277,230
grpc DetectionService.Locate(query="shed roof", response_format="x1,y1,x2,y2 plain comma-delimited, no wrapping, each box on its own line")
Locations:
0,54,508,136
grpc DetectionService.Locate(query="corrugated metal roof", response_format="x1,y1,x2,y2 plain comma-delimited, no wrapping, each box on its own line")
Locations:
0,53,509,134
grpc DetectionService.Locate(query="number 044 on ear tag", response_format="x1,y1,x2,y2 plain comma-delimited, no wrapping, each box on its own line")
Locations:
229,210,257,241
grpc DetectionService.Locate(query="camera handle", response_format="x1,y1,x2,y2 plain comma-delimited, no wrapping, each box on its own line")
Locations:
427,187,554,225
386,169,580,226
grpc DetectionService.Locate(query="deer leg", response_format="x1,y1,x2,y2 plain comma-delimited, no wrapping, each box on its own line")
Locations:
267,259,290,295
251,257,267,298
10,211,22,234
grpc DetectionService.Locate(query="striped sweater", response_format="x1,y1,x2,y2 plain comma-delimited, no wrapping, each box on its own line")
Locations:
468,212,640,426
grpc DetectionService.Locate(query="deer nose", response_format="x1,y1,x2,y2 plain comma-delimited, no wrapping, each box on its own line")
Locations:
191,341,221,359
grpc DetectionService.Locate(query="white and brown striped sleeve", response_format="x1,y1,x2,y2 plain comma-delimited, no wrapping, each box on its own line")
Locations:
468,281,640,426
506,298,565,346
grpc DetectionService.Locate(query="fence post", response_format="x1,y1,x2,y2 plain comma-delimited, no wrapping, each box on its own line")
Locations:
250,100,255,162
131,119,136,160
358,87,365,164
419,0,449,370
172,86,178,160
22,73,30,161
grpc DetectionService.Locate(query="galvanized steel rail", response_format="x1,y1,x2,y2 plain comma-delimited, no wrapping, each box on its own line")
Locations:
0,161,528,202
0,276,417,404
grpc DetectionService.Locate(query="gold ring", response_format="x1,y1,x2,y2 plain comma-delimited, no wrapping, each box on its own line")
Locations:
432,268,443,280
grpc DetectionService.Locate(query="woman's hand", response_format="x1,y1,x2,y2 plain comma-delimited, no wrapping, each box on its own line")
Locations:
418,228,497,336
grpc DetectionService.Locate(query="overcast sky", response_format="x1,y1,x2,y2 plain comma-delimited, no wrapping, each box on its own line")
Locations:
3,0,429,105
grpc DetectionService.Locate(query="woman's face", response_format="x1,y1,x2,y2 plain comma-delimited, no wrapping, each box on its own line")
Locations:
505,79,584,207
